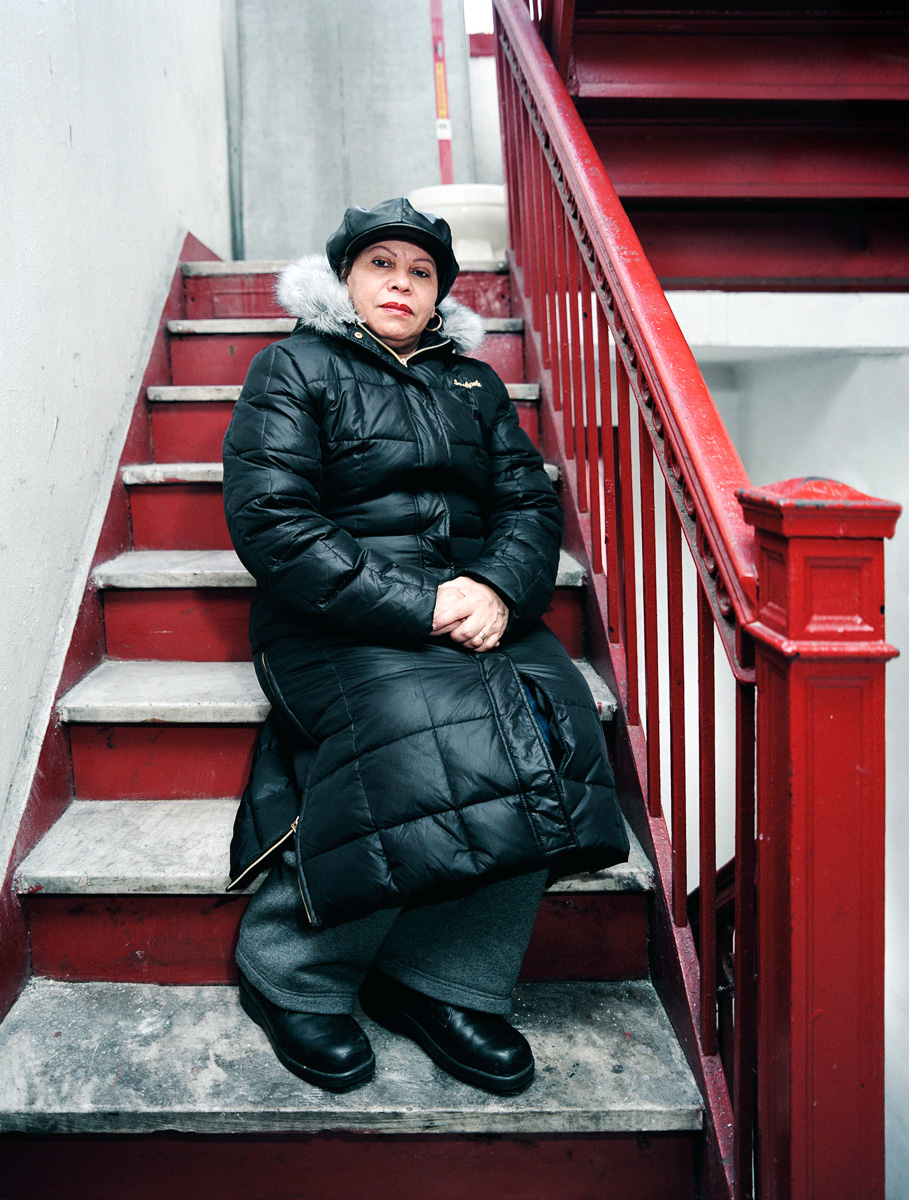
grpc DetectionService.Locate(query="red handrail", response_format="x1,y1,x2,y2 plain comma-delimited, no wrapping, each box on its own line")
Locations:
493,2,897,1197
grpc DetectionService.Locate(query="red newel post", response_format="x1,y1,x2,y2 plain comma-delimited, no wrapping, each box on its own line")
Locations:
738,478,900,1200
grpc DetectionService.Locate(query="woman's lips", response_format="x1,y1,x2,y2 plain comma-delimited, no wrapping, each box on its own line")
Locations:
381,303,413,315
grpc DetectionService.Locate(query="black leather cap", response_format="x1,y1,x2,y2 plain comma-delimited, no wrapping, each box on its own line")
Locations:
326,197,459,301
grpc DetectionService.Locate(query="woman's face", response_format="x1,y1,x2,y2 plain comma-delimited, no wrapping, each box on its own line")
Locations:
345,239,439,355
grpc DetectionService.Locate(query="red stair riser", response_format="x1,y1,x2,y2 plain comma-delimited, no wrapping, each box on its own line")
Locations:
101,588,582,661
522,893,648,981
169,333,524,386
102,590,252,661
170,334,276,386
69,725,259,801
0,1131,696,1200
184,276,283,320
26,892,646,985
26,895,246,985
151,401,235,462
515,399,539,445
183,270,513,320
151,399,539,462
546,589,583,658
450,272,513,319
129,484,231,550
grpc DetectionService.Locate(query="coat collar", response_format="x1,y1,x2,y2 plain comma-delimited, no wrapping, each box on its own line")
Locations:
276,254,486,355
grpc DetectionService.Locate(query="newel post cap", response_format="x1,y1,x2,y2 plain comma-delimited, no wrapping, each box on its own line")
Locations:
737,477,901,541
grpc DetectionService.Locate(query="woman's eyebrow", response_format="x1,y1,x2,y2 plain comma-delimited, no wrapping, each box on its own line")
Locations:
370,243,434,266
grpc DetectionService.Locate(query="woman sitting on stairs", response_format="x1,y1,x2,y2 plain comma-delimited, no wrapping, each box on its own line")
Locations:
222,197,628,1094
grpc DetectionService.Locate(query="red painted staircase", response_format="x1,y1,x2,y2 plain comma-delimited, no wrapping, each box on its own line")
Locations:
553,0,909,290
0,260,704,1199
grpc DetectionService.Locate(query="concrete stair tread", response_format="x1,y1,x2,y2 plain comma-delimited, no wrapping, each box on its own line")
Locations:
122,462,224,484
182,260,290,275
57,660,269,723
166,317,523,335
15,799,651,896
94,547,586,590
57,659,618,725
123,460,560,485
146,382,540,401
181,260,510,277
0,977,702,1135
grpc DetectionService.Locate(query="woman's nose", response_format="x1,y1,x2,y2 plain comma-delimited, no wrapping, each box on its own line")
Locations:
390,268,412,291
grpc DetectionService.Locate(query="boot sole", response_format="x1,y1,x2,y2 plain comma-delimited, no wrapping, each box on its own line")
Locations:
239,976,376,1091
359,988,535,1095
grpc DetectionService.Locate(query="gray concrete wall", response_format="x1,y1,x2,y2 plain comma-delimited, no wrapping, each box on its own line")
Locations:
235,0,477,259
0,1,231,871
468,55,504,184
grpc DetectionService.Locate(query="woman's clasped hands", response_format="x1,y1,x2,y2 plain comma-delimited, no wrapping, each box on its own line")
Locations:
431,577,509,652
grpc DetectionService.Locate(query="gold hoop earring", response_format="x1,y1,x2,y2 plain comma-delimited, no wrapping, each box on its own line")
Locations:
427,311,443,332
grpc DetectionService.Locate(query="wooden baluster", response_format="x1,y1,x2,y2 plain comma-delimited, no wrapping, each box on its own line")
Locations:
525,109,544,330
638,414,661,817
541,166,559,382
582,267,600,550
615,350,638,725
518,101,534,298
697,581,717,1056
734,672,757,1200
597,306,619,632
549,185,567,415
555,206,573,448
531,132,551,370
665,493,687,927
502,63,523,273
567,236,587,509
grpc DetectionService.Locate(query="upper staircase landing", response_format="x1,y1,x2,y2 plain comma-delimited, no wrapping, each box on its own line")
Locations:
554,1,909,287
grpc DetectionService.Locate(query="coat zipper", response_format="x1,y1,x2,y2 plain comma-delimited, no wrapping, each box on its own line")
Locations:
297,868,314,925
258,649,317,925
293,811,319,926
227,816,315,925
357,322,451,367
354,323,453,467
226,816,298,893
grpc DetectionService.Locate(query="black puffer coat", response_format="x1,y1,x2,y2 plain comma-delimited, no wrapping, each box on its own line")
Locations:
223,256,628,927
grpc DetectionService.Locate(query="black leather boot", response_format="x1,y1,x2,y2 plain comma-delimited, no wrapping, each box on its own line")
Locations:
238,972,375,1090
358,968,534,1094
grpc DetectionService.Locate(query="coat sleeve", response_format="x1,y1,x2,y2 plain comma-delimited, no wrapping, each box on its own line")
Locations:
222,341,437,642
460,372,564,629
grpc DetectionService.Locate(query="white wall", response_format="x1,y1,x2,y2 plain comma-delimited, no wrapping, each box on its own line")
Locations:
0,1,232,871
668,291,909,1200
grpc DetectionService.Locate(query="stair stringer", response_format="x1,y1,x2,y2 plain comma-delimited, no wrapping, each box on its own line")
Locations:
0,232,222,1024
510,263,737,1200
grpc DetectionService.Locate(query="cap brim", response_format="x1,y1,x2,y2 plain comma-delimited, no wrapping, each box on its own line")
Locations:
344,223,455,275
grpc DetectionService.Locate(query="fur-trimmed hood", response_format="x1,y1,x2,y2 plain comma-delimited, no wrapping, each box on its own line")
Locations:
276,254,486,355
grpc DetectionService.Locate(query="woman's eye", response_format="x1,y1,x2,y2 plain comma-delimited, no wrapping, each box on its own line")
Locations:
371,257,391,268
412,269,431,279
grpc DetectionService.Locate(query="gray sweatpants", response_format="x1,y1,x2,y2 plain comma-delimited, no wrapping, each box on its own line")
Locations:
237,850,548,1016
